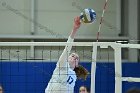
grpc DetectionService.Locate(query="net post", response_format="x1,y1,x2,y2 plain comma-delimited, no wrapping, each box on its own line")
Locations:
91,43,98,93
111,43,122,93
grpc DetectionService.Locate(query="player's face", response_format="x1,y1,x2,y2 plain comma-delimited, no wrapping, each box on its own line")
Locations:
0,86,3,93
68,53,79,69
79,86,88,93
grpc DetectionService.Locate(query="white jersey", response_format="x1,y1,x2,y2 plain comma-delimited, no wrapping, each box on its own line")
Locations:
45,36,77,93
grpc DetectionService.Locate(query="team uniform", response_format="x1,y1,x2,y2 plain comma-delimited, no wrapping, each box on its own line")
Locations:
45,36,77,93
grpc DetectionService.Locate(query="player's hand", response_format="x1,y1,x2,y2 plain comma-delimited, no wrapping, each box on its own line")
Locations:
70,16,81,38
73,16,81,30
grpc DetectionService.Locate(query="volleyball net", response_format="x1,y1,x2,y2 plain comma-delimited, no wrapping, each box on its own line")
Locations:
91,42,140,93
0,42,140,93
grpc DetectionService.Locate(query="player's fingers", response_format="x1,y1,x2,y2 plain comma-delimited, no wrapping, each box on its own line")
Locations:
76,17,81,25
74,16,79,22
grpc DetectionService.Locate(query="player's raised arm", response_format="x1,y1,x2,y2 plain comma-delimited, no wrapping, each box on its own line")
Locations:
57,16,81,67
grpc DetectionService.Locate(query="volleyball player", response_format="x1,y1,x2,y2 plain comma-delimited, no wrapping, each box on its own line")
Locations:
126,88,140,93
0,85,3,93
79,85,90,93
45,16,89,93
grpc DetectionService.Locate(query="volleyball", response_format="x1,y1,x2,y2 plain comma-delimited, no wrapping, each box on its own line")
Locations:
80,8,96,23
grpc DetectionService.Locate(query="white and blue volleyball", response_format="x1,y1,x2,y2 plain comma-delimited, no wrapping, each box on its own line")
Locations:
80,8,96,23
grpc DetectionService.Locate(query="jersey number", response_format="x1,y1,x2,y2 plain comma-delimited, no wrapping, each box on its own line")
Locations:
67,76,74,84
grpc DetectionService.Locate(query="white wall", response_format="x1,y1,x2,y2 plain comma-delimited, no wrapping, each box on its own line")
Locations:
0,0,120,39
0,0,31,35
